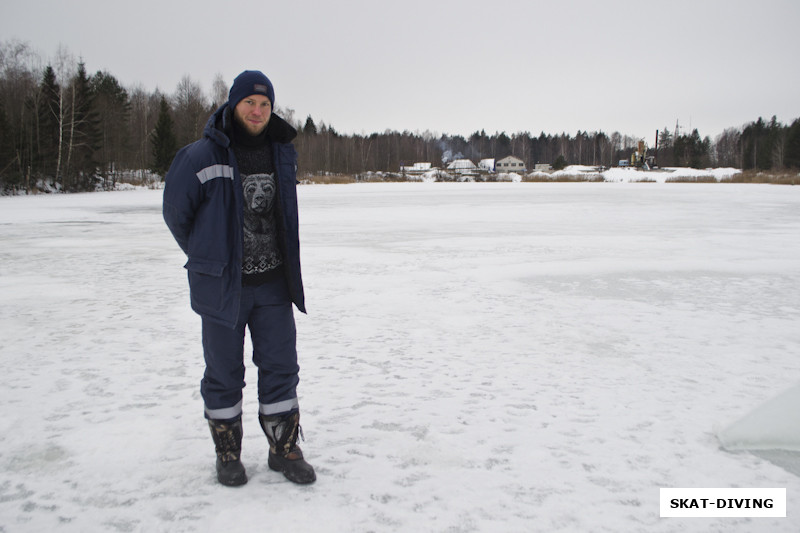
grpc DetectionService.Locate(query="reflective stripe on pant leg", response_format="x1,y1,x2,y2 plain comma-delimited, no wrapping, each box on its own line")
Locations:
259,397,299,416
205,399,244,421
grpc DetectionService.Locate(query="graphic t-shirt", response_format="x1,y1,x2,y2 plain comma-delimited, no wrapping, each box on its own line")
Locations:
232,136,283,282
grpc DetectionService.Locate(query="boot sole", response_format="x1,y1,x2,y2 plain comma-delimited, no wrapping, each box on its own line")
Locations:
217,462,248,486
268,455,316,484
218,475,248,487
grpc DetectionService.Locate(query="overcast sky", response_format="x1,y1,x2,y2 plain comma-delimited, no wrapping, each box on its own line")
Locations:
2,0,798,141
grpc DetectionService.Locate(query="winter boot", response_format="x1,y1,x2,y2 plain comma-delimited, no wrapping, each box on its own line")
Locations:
208,417,247,487
259,411,316,484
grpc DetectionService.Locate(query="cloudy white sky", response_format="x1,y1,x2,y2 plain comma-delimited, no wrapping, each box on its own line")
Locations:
2,0,798,140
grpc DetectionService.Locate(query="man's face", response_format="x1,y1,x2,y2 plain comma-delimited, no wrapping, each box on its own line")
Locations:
233,94,272,136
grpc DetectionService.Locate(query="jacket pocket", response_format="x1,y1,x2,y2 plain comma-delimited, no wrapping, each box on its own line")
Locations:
185,257,227,312
184,257,226,276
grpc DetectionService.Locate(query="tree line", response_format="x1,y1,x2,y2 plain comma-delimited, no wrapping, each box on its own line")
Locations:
2,40,799,192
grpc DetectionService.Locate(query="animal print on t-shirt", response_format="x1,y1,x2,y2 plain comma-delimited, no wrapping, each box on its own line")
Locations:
242,173,282,274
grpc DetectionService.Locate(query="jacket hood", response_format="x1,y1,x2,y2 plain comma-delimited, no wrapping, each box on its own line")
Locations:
203,104,297,148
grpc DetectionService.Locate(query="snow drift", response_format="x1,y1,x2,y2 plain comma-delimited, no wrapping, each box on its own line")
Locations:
718,382,800,452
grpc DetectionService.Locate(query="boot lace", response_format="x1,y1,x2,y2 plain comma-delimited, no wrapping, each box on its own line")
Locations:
213,423,241,462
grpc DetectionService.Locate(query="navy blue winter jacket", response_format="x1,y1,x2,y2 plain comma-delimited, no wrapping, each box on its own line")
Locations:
163,105,306,328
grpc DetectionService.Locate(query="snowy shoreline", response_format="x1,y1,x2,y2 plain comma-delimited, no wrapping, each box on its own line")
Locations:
3,165,788,195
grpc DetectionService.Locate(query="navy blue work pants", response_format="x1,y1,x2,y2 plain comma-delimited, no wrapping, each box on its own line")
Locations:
200,274,299,420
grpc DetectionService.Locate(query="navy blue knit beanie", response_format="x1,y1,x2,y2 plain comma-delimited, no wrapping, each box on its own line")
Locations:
228,70,275,110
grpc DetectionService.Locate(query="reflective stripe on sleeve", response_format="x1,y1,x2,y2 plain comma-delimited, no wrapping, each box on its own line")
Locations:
196,164,234,184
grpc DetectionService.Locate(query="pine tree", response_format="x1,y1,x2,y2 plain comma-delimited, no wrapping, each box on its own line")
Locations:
37,65,61,180
741,117,773,170
658,127,673,148
673,134,688,166
785,118,800,169
688,129,705,169
303,115,318,135
90,70,131,179
496,132,511,158
151,96,178,177
0,103,18,188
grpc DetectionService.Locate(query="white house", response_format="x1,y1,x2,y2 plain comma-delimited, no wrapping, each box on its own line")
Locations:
401,162,433,174
496,156,526,172
446,159,478,175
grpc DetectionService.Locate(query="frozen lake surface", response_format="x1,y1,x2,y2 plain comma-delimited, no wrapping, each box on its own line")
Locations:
1,182,799,532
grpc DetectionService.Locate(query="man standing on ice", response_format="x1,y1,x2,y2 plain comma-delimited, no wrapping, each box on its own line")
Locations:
163,70,315,486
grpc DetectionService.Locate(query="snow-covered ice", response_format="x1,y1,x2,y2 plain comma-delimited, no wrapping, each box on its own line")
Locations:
1,182,799,532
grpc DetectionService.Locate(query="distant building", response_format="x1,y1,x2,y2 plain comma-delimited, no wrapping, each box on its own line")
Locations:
534,163,552,171
401,162,433,173
446,159,478,175
496,156,526,172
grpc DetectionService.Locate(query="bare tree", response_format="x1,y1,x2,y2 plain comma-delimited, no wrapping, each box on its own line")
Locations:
610,132,622,164
772,125,787,169
127,85,161,173
52,46,77,186
210,72,228,109
173,75,208,146
713,128,741,168
0,40,41,187
274,105,297,129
